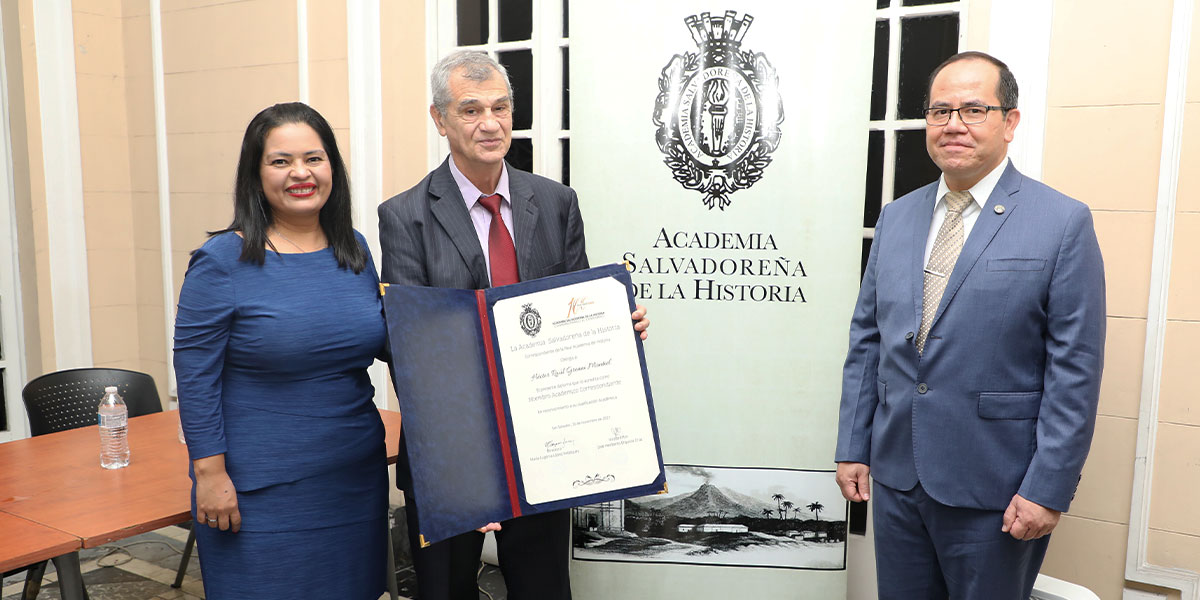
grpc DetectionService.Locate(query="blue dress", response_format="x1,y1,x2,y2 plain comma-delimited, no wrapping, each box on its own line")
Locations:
173,231,388,599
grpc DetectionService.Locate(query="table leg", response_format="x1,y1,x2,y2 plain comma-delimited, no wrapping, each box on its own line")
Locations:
386,524,399,600
50,552,86,600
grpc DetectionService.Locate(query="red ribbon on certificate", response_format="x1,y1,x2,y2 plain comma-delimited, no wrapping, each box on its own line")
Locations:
476,289,522,518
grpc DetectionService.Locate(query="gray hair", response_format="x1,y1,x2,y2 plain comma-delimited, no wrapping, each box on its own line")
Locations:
431,50,513,116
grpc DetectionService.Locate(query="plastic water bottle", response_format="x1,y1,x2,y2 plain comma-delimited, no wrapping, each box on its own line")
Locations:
98,386,130,469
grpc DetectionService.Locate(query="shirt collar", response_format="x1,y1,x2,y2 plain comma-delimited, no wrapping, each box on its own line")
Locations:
448,155,511,209
935,156,1009,211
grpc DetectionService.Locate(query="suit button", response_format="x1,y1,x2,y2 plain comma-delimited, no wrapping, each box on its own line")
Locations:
905,332,914,341
917,383,928,394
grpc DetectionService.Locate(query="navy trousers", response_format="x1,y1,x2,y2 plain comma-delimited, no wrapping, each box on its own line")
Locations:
872,481,1050,600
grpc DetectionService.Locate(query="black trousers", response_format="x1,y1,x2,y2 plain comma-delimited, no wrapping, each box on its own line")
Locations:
403,493,572,600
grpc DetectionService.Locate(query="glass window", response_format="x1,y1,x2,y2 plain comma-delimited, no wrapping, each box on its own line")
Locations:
898,15,959,119
861,239,873,280
895,129,940,198
498,0,532,42
441,0,580,185
498,50,533,131
870,21,888,121
0,370,6,432
561,139,570,186
456,0,488,46
862,2,962,286
507,138,533,173
562,47,570,130
864,131,884,228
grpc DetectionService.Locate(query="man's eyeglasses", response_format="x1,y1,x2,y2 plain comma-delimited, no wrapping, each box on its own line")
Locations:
923,105,1011,126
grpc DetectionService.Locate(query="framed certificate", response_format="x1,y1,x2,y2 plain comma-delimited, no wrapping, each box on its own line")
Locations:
383,264,667,545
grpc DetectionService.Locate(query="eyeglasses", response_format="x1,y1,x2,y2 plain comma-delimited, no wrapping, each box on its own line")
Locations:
923,105,1011,126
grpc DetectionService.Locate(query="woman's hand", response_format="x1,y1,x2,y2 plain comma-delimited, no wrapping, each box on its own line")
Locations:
194,454,242,532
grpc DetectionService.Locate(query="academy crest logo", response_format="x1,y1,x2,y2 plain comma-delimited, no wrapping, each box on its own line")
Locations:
653,11,784,210
519,303,542,337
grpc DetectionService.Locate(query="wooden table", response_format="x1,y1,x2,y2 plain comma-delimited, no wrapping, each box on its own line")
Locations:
0,512,79,572
0,408,403,597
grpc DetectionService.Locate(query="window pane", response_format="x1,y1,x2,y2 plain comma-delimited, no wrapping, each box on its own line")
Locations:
903,0,951,5
457,0,488,46
894,129,939,198
870,20,888,121
861,239,873,281
877,0,890,8
562,139,570,186
897,14,959,119
562,47,570,130
563,0,569,36
507,138,533,173
498,0,532,42
499,50,533,130
0,369,6,431
864,131,884,228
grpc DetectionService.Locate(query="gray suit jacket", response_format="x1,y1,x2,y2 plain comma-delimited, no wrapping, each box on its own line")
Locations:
378,158,589,290
835,162,1106,513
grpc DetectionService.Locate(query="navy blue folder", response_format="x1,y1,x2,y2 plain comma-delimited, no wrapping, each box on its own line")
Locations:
382,263,666,546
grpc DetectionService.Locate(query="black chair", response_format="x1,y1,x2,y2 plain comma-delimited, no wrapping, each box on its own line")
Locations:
7,368,197,599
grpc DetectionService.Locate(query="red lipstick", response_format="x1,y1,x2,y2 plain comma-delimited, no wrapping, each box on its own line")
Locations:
286,184,317,198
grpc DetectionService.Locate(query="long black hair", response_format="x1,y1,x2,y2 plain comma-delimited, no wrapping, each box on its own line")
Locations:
211,102,366,273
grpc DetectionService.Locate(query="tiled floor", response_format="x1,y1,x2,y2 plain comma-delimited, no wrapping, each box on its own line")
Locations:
1,507,507,600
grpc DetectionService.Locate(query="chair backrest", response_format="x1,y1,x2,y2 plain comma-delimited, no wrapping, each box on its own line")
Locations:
22,368,162,436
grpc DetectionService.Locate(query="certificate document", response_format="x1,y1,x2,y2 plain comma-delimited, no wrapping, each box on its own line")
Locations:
493,276,661,504
382,263,666,545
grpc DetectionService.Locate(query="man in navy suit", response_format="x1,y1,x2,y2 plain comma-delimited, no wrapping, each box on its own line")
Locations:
835,51,1106,599
379,50,647,600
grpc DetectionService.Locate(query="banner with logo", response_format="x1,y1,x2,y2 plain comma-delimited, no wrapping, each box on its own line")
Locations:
570,2,873,597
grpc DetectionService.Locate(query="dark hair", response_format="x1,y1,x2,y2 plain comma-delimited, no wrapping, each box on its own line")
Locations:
925,51,1019,111
211,102,366,273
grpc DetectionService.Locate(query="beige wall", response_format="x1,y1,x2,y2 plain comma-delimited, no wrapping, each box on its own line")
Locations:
1037,1,1197,599
5,1,1196,598
73,1,169,400
10,0,426,403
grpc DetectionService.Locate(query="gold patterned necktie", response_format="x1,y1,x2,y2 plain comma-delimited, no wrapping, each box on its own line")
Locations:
916,190,973,354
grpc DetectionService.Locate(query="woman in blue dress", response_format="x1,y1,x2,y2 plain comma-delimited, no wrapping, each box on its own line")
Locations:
174,102,388,598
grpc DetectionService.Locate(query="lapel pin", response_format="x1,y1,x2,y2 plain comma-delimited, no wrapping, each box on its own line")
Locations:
994,205,1006,214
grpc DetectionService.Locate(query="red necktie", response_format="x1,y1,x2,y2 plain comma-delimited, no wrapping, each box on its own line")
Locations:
479,194,519,286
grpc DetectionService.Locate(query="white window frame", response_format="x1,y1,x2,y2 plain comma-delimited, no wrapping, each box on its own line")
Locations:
866,1,966,241
428,0,569,183
0,12,28,441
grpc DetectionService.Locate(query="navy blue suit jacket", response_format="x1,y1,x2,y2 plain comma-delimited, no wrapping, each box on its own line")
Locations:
835,162,1105,513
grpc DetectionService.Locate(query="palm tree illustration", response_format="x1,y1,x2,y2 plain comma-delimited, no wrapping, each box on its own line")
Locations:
771,493,785,519
807,501,824,521
761,508,774,519
781,500,794,520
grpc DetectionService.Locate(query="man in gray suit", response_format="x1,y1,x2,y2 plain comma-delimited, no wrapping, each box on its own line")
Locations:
379,50,647,600
835,52,1106,599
